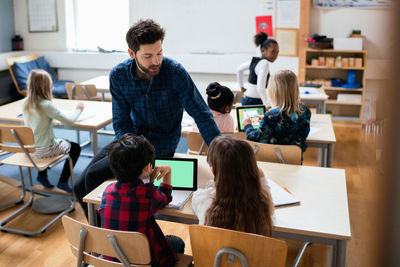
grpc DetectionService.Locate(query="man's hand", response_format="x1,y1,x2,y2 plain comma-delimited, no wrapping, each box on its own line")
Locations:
150,165,172,185
240,87,247,93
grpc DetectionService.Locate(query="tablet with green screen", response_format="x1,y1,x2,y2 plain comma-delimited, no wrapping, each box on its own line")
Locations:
236,105,266,132
153,158,198,190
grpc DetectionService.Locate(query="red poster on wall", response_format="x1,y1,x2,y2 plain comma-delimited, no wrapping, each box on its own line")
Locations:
255,16,273,37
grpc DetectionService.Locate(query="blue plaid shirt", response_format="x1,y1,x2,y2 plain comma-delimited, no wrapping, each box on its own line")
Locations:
110,57,221,156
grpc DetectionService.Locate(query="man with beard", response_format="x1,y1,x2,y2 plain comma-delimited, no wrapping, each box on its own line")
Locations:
73,19,220,217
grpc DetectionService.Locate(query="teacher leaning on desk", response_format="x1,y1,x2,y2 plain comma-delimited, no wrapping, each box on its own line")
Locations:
73,19,221,217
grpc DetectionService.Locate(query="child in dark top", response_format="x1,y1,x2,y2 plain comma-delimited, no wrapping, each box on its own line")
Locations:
237,32,279,106
192,82,234,133
242,70,311,152
99,133,184,267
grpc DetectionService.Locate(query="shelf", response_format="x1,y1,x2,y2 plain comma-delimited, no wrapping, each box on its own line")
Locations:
326,100,362,106
306,48,367,53
305,66,365,70
324,86,363,92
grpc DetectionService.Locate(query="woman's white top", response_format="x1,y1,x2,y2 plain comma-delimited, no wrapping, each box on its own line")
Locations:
192,177,275,225
236,58,272,106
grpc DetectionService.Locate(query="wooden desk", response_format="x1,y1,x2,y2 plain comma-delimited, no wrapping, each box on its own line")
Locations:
0,99,112,155
83,153,350,267
82,75,109,101
182,113,336,167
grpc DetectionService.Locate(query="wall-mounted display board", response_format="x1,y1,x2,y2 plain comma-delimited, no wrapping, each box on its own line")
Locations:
28,0,58,32
275,28,298,56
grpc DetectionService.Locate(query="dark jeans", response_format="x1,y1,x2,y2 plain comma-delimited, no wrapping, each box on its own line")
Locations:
166,235,185,254
73,140,175,218
38,141,81,183
241,95,263,106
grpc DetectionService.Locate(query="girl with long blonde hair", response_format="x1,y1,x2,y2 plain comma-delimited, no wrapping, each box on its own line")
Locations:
23,69,84,192
242,69,311,152
192,135,274,236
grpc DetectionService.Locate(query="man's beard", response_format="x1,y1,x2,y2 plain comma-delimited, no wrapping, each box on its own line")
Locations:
136,59,161,76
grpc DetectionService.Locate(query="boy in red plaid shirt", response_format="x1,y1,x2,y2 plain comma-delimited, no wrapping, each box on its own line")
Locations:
99,133,185,266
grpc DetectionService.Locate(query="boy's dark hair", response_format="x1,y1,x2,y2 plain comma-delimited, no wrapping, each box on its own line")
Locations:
206,82,234,113
126,19,165,52
108,134,155,183
254,32,277,50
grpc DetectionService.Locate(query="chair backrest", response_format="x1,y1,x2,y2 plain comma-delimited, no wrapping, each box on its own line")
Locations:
187,132,247,155
0,124,35,153
62,215,152,267
65,82,98,100
245,140,302,165
187,131,208,155
189,225,287,267
232,90,243,104
6,54,39,96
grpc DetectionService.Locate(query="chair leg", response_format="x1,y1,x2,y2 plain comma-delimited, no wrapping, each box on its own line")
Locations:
0,166,26,209
292,242,312,267
0,168,35,234
0,167,74,236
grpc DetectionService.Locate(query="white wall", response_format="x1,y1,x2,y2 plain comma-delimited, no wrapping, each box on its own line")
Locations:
13,0,68,51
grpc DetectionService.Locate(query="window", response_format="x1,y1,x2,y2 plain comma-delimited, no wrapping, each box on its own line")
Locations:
66,0,129,51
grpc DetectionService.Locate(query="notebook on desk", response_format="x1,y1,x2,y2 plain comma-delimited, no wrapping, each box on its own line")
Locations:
153,158,198,209
267,178,300,207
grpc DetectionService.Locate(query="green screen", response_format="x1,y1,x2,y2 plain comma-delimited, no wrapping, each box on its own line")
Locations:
153,159,195,188
237,107,266,131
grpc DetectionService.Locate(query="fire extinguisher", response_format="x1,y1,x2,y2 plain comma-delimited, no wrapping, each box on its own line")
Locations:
12,35,23,51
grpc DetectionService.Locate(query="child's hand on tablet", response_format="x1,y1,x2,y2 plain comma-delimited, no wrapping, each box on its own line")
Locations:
150,165,172,185
242,117,252,127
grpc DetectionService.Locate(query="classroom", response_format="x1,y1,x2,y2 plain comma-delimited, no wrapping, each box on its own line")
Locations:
0,0,399,266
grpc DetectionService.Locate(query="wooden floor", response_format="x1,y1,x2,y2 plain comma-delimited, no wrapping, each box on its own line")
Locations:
0,121,384,267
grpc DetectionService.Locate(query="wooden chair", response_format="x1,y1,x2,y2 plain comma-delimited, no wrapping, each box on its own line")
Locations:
189,225,288,267
65,82,102,101
245,140,302,165
62,215,193,267
232,90,243,105
6,53,39,96
0,124,75,236
187,132,246,155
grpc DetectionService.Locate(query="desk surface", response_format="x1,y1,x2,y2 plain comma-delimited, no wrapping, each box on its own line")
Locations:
0,98,112,128
82,75,109,93
84,153,350,240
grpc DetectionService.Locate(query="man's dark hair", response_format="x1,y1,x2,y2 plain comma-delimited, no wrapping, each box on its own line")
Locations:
126,19,165,52
108,134,155,183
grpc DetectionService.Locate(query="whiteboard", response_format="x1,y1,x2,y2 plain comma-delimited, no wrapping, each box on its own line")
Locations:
130,0,275,54
28,0,58,32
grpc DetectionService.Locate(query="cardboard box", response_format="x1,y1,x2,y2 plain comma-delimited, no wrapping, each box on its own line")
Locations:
326,57,335,67
337,94,362,103
333,37,363,50
355,58,363,68
342,58,349,67
349,57,355,67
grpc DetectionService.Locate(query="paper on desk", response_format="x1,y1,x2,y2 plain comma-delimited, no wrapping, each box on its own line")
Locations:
60,109,96,122
267,178,300,207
